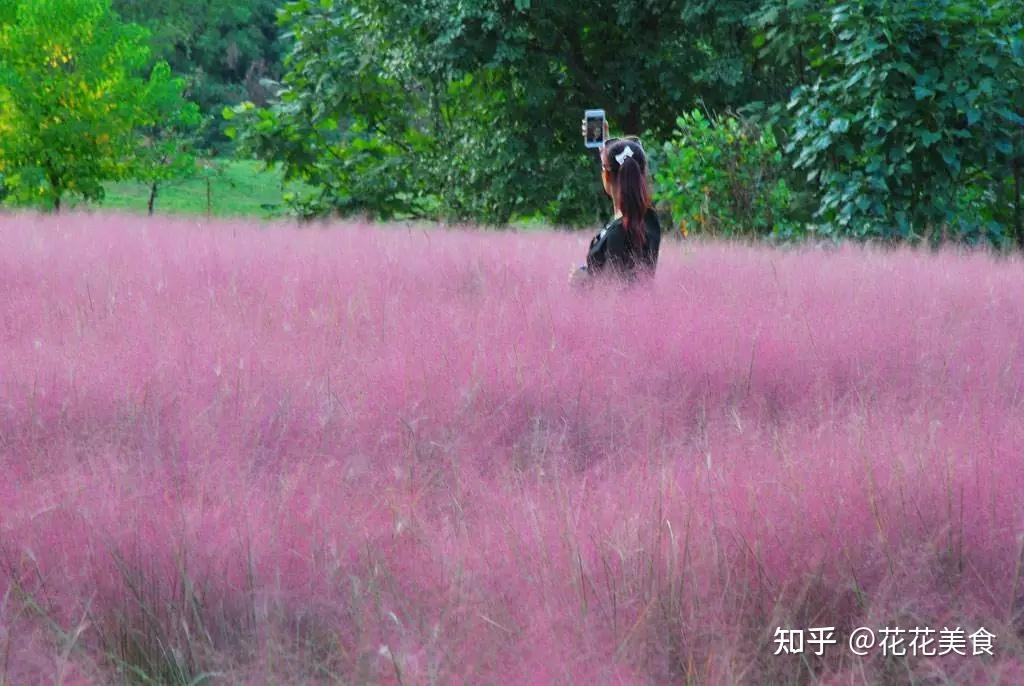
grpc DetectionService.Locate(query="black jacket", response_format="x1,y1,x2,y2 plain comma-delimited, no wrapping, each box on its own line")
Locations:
585,208,661,281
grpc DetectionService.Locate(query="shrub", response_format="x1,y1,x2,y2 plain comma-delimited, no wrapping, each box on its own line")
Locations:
757,0,1024,246
654,109,803,240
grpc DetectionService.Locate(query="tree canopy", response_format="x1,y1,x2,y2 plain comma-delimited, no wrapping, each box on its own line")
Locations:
112,0,284,149
228,0,1024,244
229,0,778,225
0,0,195,210
2,0,1022,243
755,0,1024,243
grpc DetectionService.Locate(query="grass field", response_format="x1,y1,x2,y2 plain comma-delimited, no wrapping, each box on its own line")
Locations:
80,161,555,228
80,160,297,219
3,213,1024,684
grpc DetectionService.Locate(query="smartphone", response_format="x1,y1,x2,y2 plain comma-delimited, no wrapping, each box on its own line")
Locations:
584,109,605,149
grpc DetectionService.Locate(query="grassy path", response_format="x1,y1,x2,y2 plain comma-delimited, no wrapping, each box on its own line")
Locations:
86,160,297,218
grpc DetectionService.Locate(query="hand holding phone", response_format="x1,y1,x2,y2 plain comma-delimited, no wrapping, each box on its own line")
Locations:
582,109,607,149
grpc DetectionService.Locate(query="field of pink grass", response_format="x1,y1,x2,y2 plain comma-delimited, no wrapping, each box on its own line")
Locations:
3,212,1024,684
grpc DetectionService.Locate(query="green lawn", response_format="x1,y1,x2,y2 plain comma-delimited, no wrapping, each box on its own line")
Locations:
75,162,563,227
89,160,299,219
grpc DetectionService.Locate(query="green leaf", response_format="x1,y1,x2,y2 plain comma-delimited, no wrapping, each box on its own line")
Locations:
938,146,960,173
828,118,850,134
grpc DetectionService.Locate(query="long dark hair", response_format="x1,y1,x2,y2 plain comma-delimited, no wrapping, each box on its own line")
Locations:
602,139,652,247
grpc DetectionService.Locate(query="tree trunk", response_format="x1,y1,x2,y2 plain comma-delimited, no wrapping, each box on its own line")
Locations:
623,104,641,138
46,167,61,213
148,181,158,216
1014,157,1022,251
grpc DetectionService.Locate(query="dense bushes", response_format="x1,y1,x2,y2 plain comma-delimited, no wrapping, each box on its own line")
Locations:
228,0,770,227
652,0,1024,246
113,0,284,151
757,0,1024,246
231,0,1024,246
654,110,801,240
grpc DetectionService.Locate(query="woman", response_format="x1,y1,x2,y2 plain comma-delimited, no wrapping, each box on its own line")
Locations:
570,125,661,286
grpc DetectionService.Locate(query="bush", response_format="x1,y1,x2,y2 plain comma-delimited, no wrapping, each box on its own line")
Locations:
759,0,1024,246
654,110,803,240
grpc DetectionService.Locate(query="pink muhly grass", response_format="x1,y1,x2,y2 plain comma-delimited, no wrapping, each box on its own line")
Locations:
2,211,1024,683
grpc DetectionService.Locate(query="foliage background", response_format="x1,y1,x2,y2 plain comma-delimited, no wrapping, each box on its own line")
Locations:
754,0,1024,245
1,0,1023,243
0,0,195,210
112,0,283,150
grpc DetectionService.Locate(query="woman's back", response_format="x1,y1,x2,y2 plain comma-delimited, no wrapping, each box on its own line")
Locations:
586,207,661,281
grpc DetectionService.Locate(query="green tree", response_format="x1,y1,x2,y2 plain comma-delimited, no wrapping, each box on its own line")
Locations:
113,0,283,150
0,0,192,211
129,62,202,215
231,0,775,225
756,0,1024,245
656,109,801,239
0,85,11,201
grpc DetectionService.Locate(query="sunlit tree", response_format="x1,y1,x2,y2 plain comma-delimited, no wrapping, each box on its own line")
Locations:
0,0,193,211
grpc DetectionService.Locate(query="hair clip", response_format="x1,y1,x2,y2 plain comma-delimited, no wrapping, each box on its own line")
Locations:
614,146,634,166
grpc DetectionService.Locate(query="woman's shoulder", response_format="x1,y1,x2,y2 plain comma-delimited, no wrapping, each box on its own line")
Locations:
589,219,617,251
602,217,629,244
590,216,622,238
